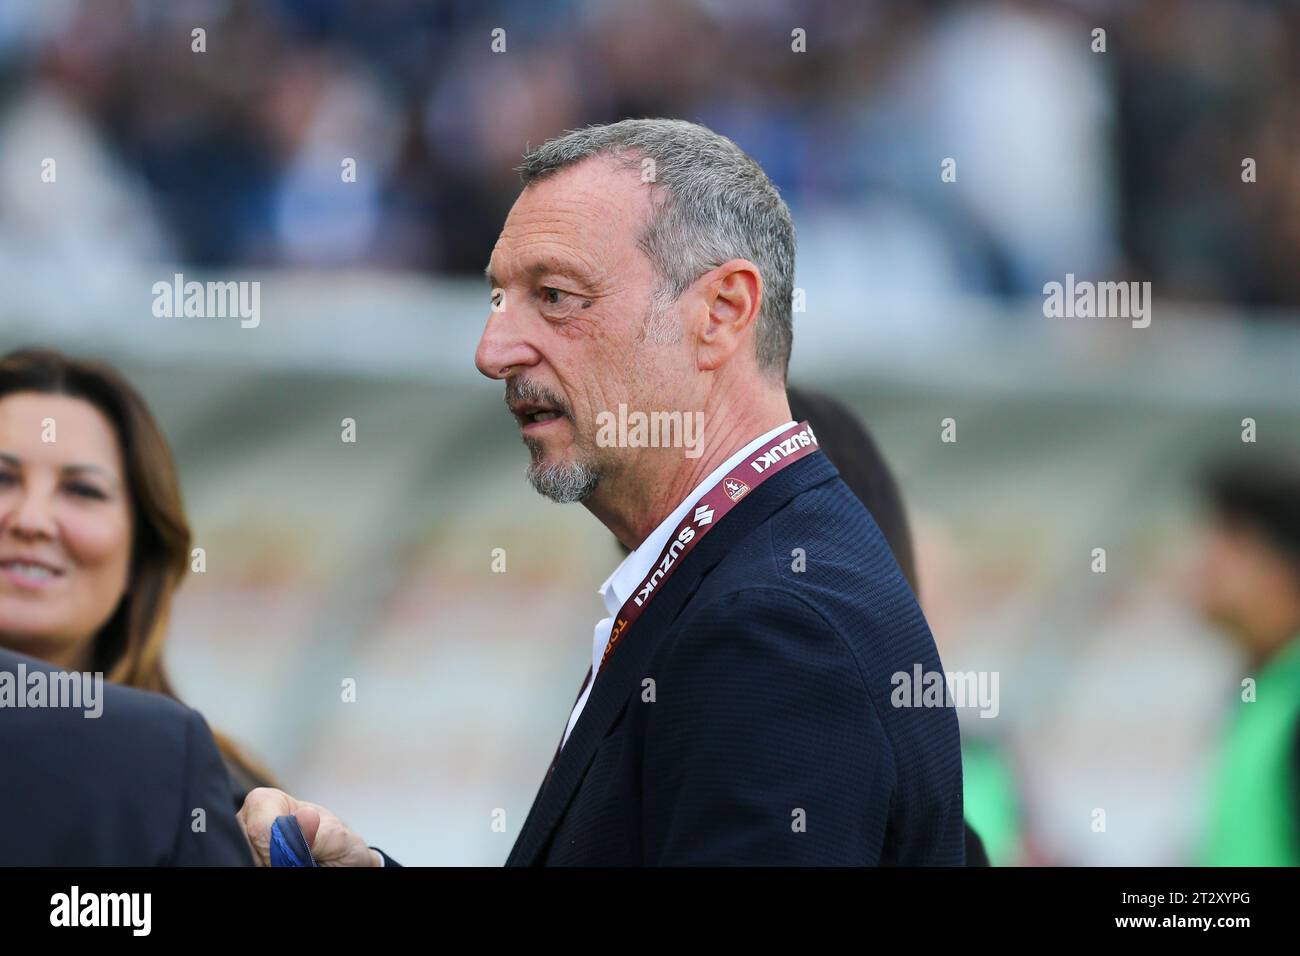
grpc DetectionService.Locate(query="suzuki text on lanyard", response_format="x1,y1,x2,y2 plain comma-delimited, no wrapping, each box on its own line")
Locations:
598,420,820,677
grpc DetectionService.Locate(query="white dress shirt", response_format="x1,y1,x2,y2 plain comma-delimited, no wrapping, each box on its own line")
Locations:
559,419,797,750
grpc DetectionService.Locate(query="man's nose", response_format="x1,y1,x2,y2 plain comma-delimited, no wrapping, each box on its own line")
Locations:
474,305,539,381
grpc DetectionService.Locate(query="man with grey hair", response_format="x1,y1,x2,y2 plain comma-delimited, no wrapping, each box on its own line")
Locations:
238,119,965,865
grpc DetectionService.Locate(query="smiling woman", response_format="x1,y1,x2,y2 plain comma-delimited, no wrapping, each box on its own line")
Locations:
0,392,132,648
0,347,274,807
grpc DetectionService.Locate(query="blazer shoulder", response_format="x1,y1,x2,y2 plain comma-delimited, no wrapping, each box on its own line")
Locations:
0,652,249,865
689,477,908,621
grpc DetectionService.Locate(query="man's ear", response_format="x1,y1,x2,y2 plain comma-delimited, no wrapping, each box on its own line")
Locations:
696,259,763,372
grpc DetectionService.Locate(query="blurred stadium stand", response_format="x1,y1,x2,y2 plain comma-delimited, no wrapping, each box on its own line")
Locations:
0,0,1297,863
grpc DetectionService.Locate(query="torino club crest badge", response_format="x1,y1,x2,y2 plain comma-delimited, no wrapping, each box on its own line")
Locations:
724,478,749,502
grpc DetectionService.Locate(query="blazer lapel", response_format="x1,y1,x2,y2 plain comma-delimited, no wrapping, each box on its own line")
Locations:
506,451,840,865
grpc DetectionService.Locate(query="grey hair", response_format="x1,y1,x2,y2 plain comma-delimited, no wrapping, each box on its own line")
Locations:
518,119,795,382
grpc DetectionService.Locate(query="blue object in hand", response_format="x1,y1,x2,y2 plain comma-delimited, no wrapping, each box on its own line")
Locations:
269,814,318,867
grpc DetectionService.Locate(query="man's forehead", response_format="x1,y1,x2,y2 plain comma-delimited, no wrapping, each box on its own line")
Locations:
489,158,651,280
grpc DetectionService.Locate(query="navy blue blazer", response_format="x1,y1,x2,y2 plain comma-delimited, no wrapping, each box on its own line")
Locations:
505,450,966,865
0,649,252,866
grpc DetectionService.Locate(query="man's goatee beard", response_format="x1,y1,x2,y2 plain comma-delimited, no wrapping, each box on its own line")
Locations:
525,441,600,503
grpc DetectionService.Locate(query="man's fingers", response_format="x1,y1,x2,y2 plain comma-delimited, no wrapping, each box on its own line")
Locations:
293,806,322,850
236,787,296,866
236,792,369,866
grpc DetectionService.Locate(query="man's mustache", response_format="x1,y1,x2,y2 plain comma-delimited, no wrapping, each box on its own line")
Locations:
504,378,574,421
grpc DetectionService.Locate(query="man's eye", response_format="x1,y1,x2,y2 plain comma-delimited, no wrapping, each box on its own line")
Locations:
541,287,567,306
490,289,504,309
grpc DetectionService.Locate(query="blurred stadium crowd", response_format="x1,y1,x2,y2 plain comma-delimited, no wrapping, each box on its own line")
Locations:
0,0,1297,308
0,0,1297,867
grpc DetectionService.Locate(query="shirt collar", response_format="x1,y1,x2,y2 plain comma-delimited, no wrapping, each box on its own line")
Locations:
596,419,798,620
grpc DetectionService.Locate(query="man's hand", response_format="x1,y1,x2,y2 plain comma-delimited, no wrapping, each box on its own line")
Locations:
237,787,381,867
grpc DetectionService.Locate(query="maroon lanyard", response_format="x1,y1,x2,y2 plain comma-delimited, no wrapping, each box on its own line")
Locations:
597,420,820,678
